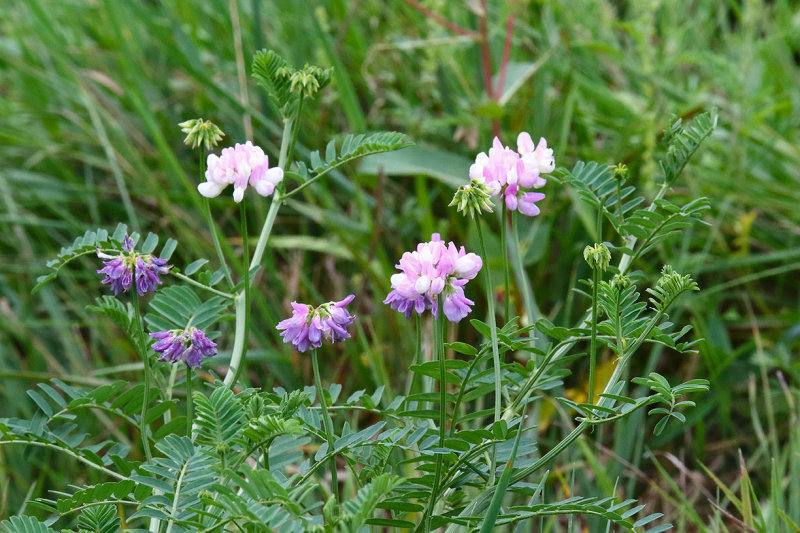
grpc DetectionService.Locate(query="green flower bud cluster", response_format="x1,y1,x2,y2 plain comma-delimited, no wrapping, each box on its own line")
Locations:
449,178,495,219
583,243,611,271
613,163,629,182
178,118,225,150
611,273,631,289
279,64,332,99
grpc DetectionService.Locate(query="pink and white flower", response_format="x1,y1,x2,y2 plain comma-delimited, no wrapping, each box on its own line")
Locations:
384,234,481,322
277,295,356,353
199,141,283,203
467,132,554,217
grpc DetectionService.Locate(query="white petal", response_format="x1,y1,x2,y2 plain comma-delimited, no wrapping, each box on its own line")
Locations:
198,181,223,198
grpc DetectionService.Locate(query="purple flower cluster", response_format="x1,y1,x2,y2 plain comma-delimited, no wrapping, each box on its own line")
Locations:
469,132,554,217
199,141,284,203
96,235,171,296
276,295,356,353
150,327,218,368
384,234,482,322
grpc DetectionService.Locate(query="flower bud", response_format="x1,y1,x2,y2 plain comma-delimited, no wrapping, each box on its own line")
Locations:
449,178,495,218
583,243,611,272
611,273,631,289
414,275,432,294
454,254,481,279
613,163,629,183
178,118,224,150
289,64,332,98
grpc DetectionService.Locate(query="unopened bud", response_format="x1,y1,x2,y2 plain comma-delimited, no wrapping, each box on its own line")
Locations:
613,163,629,183
583,243,611,272
611,274,630,289
178,118,224,150
449,178,495,218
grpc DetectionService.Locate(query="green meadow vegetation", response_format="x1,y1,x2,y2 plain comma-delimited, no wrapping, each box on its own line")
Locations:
1,0,799,531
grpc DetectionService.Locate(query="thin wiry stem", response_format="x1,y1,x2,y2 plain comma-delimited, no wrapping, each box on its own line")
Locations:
131,291,153,462
500,203,511,321
312,349,339,507
589,267,600,405
474,218,502,487
185,366,193,439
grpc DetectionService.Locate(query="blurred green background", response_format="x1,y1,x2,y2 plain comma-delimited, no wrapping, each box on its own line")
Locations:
1,0,799,528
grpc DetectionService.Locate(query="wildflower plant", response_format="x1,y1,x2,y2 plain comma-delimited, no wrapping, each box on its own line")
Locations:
3,46,720,533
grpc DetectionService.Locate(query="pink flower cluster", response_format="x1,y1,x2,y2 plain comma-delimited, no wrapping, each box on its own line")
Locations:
277,295,356,353
469,132,554,217
384,234,482,322
199,141,284,203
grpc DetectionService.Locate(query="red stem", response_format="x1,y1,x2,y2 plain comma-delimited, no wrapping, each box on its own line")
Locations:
495,14,515,98
403,0,481,39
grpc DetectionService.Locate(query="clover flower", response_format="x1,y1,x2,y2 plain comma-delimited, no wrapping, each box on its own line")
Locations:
466,132,554,217
199,141,283,203
384,234,482,322
150,327,217,368
96,235,171,296
277,294,356,353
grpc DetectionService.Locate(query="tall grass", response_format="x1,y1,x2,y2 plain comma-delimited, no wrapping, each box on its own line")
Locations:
1,0,798,528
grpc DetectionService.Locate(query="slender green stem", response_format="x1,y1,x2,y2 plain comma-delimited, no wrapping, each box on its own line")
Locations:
423,307,446,531
474,220,503,427
185,366,193,438
406,315,423,407
163,364,178,424
500,203,511,322
204,197,234,288
286,95,304,167
589,267,599,405
228,200,251,388
249,195,282,271
171,272,234,300
0,440,127,480
510,211,541,343
449,352,483,437
596,201,603,242
131,291,153,462
474,217,502,487
480,417,525,533
312,349,339,506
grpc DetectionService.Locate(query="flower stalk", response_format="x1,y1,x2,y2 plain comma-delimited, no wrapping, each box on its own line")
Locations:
474,218,502,487
474,220,503,427
423,305,447,531
312,349,339,506
131,291,153,462
584,243,610,405
500,203,511,321
185,366,193,439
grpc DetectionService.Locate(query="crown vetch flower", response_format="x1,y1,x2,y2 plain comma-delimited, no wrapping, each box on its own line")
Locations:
277,294,356,353
150,327,217,368
384,234,481,322
96,234,171,296
199,141,284,203
466,133,554,218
